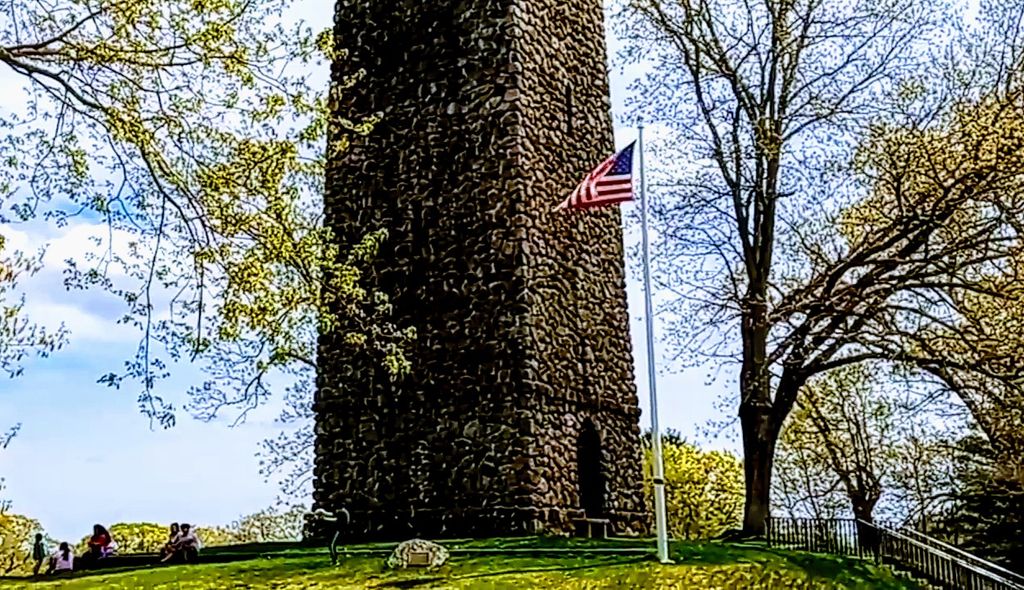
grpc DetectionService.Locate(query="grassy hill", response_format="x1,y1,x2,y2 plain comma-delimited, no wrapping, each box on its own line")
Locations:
0,538,921,589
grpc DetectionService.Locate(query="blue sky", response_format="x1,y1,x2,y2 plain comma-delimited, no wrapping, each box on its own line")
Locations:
0,1,734,543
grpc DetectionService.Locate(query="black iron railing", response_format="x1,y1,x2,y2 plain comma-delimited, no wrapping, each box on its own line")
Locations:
766,517,1024,590
766,517,869,558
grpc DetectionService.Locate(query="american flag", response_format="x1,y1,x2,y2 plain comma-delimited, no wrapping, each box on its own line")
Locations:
556,142,636,211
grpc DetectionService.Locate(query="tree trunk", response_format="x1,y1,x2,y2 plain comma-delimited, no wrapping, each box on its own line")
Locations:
739,290,780,538
852,496,880,558
741,403,779,536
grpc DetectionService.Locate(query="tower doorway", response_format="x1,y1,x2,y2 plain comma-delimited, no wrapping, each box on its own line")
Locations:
577,419,606,518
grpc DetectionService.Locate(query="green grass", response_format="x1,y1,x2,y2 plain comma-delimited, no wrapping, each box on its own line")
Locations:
0,538,921,589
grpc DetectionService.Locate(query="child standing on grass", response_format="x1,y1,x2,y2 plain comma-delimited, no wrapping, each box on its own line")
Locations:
31,533,46,575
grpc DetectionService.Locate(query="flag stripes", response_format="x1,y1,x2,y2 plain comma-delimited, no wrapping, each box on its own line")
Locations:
557,142,636,211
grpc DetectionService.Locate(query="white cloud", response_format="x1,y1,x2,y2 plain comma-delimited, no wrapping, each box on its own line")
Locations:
2,405,281,542
25,301,136,344
2,221,146,344
3,221,133,274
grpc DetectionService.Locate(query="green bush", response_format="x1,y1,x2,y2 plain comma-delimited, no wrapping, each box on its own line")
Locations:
644,436,744,539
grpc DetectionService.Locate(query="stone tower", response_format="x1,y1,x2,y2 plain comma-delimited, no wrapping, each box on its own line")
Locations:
313,0,649,539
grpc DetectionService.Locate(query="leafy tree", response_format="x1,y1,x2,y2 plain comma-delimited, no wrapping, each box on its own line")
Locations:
106,523,171,554
195,525,242,548
773,421,849,522
928,432,1024,572
617,0,939,535
773,366,898,525
1,0,412,493
1,236,67,540
83,505,308,554
0,511,44,575
257,379,316,498
772,365,962,534
886,428,960,533
0,427,41,577
619,0,1024,536
644,436,744,540
0,425,47,579
75,521,235,553
228,503,305,543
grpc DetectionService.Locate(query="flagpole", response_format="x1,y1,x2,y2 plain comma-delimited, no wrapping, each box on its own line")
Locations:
638,122,671,564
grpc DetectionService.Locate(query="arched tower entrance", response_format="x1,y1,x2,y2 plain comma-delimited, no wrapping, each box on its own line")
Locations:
578,420,606,518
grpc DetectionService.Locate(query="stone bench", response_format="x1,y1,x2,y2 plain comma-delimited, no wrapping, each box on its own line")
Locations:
76,553,159,570
573,518,612,539
76,548,202,571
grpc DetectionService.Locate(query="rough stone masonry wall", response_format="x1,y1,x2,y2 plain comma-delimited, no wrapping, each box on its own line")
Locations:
312,0,649,540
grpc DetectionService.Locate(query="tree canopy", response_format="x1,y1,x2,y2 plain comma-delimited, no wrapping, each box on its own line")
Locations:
929,432,1024,571
1,0,413,496
645,432,745,539
1,0,411,406
73,505,306,554
773,365,962,527
620,0,1024,535
0,510,44,575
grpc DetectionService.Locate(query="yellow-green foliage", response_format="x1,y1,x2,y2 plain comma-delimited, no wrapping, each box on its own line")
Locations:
74,523,240,554
194,526,240,548
75,523,171,555
0,511,44,575
773,365,901,520
840,90,1024,449
78,505,307,555
0,0,413,429
644,439,744,540
844,93,1024,253
228,504,305,543
109,523,169,554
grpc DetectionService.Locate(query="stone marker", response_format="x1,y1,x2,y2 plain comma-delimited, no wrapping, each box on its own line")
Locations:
386,539,450,569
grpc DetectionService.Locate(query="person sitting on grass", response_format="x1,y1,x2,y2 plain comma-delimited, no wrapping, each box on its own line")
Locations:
46,542,74,575
79,524,116,567
177,524,202,562
32,533,47,575
159,523,180,560
162,523,202,563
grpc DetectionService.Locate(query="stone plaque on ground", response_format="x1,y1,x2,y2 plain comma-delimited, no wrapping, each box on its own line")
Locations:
407,552,431,567
386,539,449,570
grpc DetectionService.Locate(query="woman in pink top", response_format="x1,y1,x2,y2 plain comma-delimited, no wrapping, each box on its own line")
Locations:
47,542,73,574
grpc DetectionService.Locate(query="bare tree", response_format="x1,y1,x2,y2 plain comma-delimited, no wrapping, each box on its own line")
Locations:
773,365,962,531
774,366,893,524
619,0,1024,535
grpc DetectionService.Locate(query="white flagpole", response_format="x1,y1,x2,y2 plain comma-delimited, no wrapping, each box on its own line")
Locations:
638,122,671,564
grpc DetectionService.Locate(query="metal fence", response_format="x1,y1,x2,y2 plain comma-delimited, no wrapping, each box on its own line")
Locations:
766,517,1024,590
766,517,869,558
